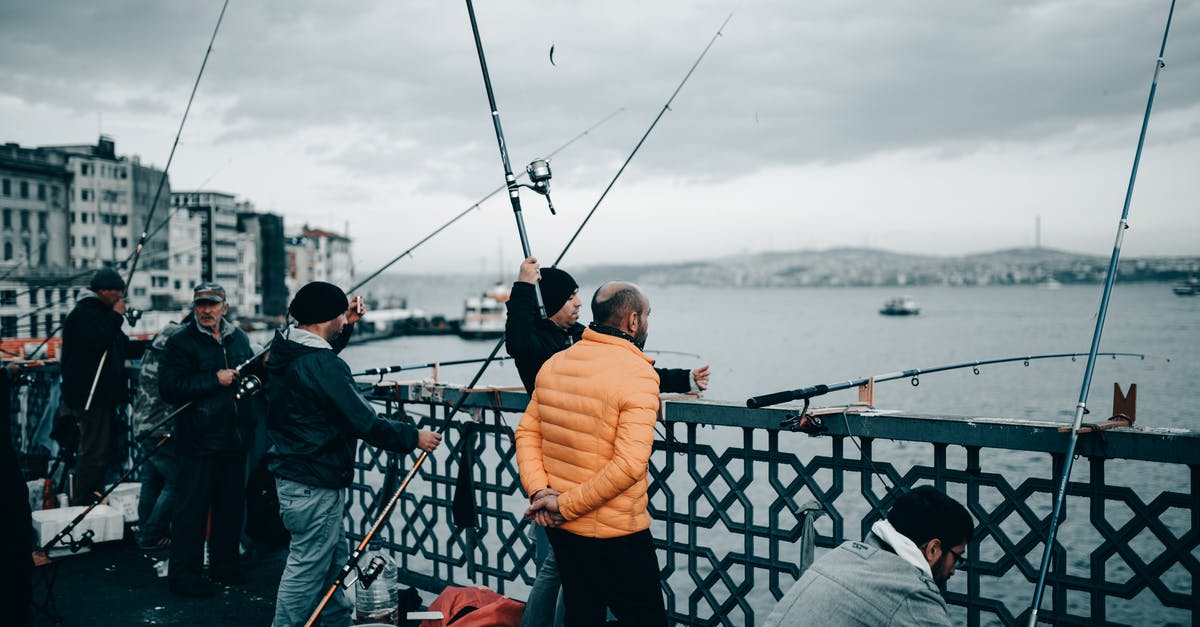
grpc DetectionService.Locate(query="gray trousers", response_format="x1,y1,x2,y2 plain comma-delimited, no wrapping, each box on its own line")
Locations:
271,478,353,627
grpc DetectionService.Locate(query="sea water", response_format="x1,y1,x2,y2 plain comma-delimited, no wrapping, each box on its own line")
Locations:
341,282,1200,624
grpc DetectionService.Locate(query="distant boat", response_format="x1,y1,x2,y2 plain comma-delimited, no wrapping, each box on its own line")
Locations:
458,283,509,339
880,295,920,316
1039,278,1063,290
1173,276,1199,296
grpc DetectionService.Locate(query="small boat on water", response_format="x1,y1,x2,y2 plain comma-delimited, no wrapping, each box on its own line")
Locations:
458,283,509,339
1172,276,1199,296
880,295,920,316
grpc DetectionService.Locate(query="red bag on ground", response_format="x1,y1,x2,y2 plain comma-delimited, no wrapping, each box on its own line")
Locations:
418,585,524,627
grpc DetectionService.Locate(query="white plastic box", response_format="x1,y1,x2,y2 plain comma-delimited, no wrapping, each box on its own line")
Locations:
31,504,125,547
106,482,141,523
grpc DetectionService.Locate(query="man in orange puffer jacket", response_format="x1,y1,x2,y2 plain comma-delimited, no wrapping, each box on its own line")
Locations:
514,281,666,627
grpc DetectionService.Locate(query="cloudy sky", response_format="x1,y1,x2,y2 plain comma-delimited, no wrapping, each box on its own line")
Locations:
2,0,1198,277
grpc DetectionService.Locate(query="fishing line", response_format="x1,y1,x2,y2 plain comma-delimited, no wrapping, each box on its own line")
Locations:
346,108,622,295
1027,2,1176,623
553,12,733,267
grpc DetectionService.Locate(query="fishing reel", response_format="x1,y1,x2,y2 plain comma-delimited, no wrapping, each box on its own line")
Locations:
344,553,387,589
66,528,95,553
235,374,263,400
124,307,143,327
520,158,556,215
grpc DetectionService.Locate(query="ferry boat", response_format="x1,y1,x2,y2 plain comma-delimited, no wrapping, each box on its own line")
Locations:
1172,276,1199,296
457,283,509,339
879,295,920,316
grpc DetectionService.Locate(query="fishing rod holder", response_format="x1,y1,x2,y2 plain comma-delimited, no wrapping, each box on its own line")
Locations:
520,158,556,215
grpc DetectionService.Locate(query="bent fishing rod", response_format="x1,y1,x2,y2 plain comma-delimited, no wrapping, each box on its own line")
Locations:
305,8,734,624
1027,3,1176,624
83,0,231,413
346,108,622,295
746,352,1150,409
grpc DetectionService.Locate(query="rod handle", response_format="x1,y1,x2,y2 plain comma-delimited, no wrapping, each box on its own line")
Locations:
746,384,828,408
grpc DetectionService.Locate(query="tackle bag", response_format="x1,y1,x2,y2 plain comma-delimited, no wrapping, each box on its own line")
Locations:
418,585,523,627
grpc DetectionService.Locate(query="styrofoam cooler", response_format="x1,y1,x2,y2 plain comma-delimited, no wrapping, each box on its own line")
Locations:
24,479,67,512
106,482,141,523
32,504,125,547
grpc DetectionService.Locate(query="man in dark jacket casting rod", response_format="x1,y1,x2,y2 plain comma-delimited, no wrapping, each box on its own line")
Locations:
266,281,441,627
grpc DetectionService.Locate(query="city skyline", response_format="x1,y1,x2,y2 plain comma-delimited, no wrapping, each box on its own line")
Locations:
2,1,1198,277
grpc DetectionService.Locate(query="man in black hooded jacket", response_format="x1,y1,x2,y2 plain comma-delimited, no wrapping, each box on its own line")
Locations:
59,268,145,505
266,281,442,627
158,282,256,596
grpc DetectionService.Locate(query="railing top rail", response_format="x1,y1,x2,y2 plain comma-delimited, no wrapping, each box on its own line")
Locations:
363,382,1200,466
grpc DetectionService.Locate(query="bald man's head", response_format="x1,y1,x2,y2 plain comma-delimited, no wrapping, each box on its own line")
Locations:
591,281,650,347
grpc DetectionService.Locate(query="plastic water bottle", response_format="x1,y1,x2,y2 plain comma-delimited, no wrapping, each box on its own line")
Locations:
355,542,399,624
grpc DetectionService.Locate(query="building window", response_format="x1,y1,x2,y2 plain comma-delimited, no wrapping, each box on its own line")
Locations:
19,181,29,199
20,211,29,231
81,213,88,224
81,189,94,201
37,183,46,200
1,316,16,337
30,289,37,306
3,242,10,260
70,212,76,224
120,237,128,247
2,209,9,229
44,289,52,304
0,290,16,306
81,163,92,176
38,242,46,265
70,235,75,247
29,315,38,337
44,315,53,336
1,179,9,196
37,212,46,233
174,280,181,290
59,289,67,302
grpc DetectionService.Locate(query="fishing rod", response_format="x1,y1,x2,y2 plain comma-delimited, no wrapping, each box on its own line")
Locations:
746,352,1150,409
1027,4,1176,624
82,0,230,413
40,434,172,553
350,355,512,378
346,108,622,295
304,2,556,621
40,340,269,551
554,12,733,266
305,9,734,624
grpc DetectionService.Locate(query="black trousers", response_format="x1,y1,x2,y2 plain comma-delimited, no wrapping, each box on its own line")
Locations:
169,454,245,582
72,405,115,506
546,527,667,627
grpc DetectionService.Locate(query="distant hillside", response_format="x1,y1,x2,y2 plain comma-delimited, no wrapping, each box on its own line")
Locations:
567,247,1200,288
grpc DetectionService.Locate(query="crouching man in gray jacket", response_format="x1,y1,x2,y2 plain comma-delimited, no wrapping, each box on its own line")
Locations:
765,486,972,627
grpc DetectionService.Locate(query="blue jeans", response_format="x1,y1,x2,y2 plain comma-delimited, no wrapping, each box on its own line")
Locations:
521,526,566,627
137,439,177,542
272,478,353,627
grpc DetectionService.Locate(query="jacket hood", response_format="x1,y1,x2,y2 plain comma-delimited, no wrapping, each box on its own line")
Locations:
265,329,328,376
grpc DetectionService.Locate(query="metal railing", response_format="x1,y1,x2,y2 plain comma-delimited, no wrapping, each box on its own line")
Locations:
8,370,1196,625
349,382,1200,627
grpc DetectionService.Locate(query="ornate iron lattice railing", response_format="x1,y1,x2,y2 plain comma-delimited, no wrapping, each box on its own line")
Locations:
347,382,1199,626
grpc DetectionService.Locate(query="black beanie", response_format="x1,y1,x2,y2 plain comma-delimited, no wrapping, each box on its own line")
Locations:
538,267,578,318
289,281,349,324
89,268,126,292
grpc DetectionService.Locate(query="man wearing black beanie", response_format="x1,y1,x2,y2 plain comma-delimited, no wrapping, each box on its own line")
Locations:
59,268,145,505
265,281,442,626
504,257,710,627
